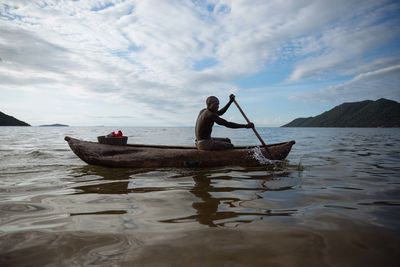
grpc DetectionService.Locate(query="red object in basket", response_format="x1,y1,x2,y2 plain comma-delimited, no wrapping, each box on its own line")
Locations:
108,130,124,138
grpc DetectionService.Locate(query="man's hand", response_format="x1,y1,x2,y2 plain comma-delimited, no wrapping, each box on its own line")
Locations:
246,122,254,129
229,94,235,102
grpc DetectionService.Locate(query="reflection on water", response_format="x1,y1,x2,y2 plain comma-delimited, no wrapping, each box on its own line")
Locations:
71,166,299,228
160,173,296,227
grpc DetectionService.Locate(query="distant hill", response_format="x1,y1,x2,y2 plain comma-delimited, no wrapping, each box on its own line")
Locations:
282,98,400,127
0,111,30,126
40,124,69,127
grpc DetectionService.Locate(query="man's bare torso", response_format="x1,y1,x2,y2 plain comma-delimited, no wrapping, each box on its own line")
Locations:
195,108,216,140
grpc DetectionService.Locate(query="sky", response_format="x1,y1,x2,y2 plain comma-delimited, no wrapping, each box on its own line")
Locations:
1,0,400,126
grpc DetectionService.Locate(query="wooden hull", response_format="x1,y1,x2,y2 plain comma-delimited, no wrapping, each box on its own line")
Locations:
65,136,295,168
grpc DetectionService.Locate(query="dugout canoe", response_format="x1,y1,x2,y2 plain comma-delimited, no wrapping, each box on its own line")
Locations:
65,136,295,168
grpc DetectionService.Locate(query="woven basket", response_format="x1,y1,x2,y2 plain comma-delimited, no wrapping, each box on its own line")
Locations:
97,136,128,145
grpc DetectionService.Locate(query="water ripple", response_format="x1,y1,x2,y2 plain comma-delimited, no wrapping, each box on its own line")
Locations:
358,201,400,206
1,127,400,265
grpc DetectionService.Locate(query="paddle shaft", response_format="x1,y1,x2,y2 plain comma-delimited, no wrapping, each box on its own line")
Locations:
232,99,273,158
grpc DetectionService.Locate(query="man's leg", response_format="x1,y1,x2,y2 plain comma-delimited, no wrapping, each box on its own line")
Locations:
212,137,231,143
210,138,234,150
196,138,233,150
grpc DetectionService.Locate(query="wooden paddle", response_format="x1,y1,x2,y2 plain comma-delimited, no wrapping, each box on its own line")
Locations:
233,99,274,159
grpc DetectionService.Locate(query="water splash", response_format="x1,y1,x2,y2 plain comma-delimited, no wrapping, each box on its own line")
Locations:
249,146,274,165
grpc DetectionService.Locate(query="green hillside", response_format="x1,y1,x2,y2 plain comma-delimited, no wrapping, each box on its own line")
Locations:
0,111,30,126
282,98,400,127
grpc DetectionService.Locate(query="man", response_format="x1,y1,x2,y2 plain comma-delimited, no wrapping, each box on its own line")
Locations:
195,94,254,150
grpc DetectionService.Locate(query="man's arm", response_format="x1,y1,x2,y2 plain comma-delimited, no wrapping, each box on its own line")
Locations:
217,94,235,116
213,115,253,129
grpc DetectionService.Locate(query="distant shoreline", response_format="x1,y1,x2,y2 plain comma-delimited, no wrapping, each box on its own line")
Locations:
39,124,69,127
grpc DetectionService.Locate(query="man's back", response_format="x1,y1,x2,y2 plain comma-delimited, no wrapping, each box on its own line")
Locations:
195,108,215,141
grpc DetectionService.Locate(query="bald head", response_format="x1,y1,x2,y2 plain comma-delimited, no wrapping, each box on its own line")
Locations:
206,96,219,106
206,96,219,112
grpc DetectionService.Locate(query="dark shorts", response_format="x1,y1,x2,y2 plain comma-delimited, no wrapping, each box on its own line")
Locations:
196,137,233,150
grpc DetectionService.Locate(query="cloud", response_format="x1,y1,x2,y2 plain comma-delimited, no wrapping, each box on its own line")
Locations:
291,64,400,102
1,0,399,125
288,1,400,81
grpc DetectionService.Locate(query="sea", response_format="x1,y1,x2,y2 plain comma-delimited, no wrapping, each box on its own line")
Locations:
0,126,399,266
